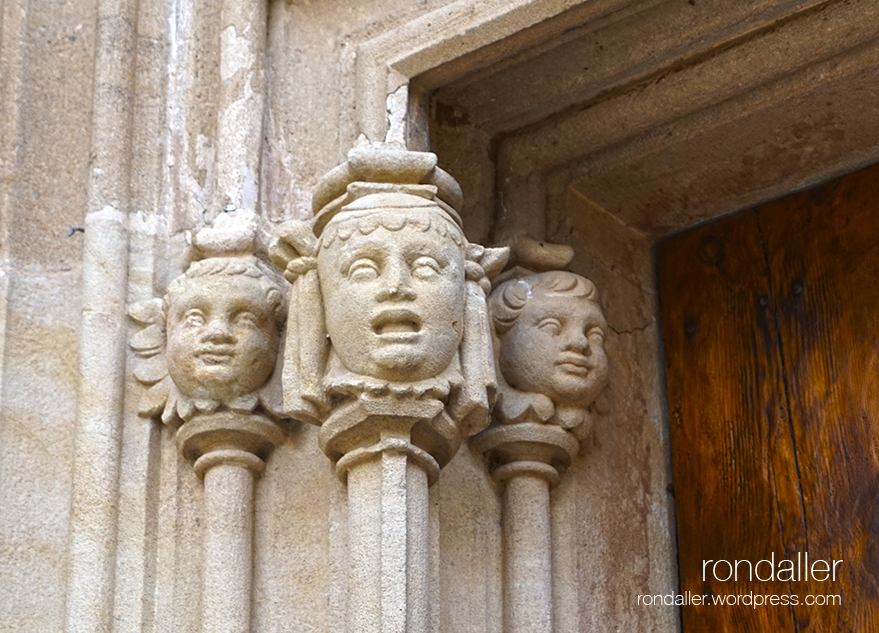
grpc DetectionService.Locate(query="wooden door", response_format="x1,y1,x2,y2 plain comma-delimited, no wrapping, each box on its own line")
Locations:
658,163,879,631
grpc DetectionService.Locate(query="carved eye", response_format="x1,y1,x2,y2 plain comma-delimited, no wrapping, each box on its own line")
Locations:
233,311,260,328
183,309,206,328
587,327,605,344
537,318,562,335
348,258,380,281
411,256,441,279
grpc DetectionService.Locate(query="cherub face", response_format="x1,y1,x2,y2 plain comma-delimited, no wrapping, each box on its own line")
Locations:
498,294,608,407
318,221,465,382
166,275,280,402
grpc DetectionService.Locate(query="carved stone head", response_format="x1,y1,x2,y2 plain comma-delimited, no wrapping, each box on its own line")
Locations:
491,271,609,412
164,256,285,403
317,189,466,383
271,143,507,436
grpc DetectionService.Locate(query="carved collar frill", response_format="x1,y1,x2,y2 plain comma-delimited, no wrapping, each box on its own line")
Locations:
322,348,464,405
493,378,590,436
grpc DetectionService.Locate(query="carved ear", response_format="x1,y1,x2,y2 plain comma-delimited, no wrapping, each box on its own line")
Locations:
128,298,167,384
129,298,171,419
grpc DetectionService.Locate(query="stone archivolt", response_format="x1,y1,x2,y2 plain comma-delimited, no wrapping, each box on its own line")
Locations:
129,142,609,633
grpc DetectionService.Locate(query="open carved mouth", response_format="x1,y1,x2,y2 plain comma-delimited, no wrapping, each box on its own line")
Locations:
372,309,422,340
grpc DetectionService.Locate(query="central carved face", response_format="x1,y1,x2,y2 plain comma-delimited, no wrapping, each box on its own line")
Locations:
166,275,280,402
499,293,608,407
318,214,466,383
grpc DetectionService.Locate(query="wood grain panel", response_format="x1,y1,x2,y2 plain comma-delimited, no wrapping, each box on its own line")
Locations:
659,212,805,632
659,162,879,631
759,168,879,631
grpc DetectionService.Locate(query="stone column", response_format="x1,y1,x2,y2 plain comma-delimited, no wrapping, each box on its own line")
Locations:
130,249,289,633
213,0,267,214
270,143,507,633
65,0,137,630
320,398,457,633
472,423,579,633
472,265,610,633
178,412,284,633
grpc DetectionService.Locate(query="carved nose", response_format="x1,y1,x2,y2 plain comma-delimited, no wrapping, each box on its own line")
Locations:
563,330,591,355
203,318,235,342
378,284,416,301
378,259,416,301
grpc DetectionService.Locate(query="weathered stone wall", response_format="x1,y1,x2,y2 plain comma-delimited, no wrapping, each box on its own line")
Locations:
0,0,96,629
4,0,879,631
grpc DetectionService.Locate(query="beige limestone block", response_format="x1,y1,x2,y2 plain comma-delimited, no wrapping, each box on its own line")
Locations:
0,274,80,633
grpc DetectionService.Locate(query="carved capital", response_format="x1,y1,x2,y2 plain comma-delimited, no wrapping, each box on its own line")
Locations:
471,422,580,487
473,242,610,488
176,411,284,477
318,394,460,485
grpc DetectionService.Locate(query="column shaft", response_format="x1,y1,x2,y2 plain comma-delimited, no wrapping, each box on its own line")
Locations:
65,0,136,630
202,462,257,633
503,473,554,633
215,0,267,212
347,449,430,633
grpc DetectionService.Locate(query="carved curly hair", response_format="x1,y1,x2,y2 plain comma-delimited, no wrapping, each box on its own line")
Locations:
490,270,600,336
318,207,465,251
163,256,287,329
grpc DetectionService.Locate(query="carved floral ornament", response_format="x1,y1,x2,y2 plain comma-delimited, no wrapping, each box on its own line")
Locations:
129,141,609,470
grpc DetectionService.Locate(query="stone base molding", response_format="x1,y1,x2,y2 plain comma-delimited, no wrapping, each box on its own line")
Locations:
473,253,609,633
